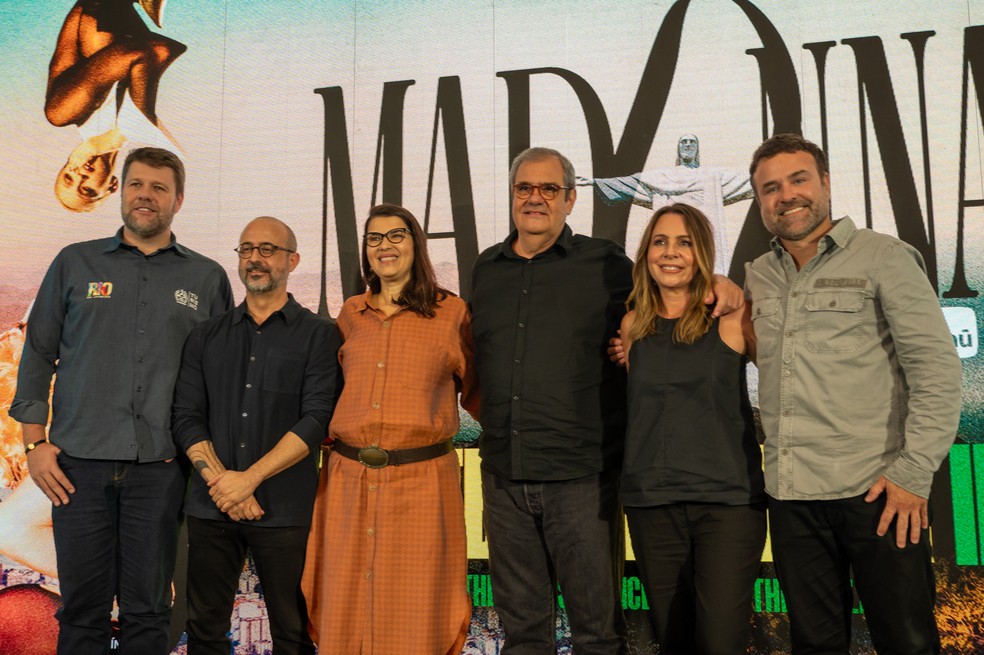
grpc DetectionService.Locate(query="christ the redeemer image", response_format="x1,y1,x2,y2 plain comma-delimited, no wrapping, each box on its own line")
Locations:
578,134,753,274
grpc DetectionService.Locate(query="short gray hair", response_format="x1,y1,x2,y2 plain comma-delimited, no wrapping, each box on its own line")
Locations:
508,147,576,192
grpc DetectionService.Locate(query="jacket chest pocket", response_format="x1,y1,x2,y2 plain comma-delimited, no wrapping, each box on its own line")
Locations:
263,349,306,393
750,296,782,358
804,290,866,353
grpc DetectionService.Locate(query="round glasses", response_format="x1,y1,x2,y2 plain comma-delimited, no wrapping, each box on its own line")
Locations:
512,183,571,200
234,243,295,258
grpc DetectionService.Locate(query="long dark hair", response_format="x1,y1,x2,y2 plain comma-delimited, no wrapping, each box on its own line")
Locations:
361,204,450,317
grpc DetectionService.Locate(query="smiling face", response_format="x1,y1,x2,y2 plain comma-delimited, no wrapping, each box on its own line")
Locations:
511,156,575,246
120,160,183,241
752,149,831,243
55,151,120,212
646,211,696,293
238,217,298,295
365,214,415,290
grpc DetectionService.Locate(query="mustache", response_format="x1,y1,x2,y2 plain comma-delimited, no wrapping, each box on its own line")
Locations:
246,262,270,274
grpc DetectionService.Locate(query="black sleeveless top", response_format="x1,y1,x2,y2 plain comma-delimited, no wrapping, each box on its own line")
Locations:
621,317,765,507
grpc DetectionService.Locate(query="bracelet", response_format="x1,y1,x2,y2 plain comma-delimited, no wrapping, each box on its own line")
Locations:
24,438,48,454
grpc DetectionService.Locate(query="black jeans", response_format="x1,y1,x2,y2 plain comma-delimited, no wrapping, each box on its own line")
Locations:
625,502,766,655
51,454,184,655
769,494,940,655
481,469,626,655
185,516,313,655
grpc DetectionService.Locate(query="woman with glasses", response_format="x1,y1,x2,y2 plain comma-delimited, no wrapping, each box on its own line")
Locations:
302,204,478,654
619,203,765,655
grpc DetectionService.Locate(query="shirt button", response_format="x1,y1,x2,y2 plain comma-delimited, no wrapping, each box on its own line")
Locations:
512,395,520,401
256,330,261,335
791,291,799,298
138,356,144,363
140,301,147,307
782,370,791,377
368,484,378,492
518,323,525,328
382,321,390,328
365,570,372,579
250,356,256,362
781,409,790,416
138,329,145,335
372,403,380,409
135,414,142,419
511,430,519,436
240,443,246,448
136,385,143,392
246,383,252,389
142,276,148,281
522,289,528,295
242,412,248,417
377,361,385,368
514,359,521,365
367,528,375,536
785,330,794,337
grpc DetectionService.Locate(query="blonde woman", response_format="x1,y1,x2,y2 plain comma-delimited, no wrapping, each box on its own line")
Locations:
620,203,765,655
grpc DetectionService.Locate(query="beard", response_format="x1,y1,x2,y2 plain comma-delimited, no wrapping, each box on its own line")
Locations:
768,198,829,241
122,208,172,239
241,262,282,293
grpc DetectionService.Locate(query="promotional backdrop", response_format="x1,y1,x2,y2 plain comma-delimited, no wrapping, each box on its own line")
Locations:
1,1,982,653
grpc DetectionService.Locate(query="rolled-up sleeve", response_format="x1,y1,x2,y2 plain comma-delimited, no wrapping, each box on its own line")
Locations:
289,320,342,450
171,326,213,452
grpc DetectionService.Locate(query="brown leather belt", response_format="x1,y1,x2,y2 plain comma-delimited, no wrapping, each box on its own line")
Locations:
330,438,453,469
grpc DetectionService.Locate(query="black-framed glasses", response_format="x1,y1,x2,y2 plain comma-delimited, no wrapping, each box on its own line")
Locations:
364,227,412,247
234,242,295,258
512,183,571,200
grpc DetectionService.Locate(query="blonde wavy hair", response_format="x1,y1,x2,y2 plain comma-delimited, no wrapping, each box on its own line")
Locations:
626,203,715,344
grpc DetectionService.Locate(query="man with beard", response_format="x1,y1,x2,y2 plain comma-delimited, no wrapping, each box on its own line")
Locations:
171,216,341,655
11,146,233,654
744,134,962,653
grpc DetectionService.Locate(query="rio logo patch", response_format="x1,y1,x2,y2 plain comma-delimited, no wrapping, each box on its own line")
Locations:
86,282,113,299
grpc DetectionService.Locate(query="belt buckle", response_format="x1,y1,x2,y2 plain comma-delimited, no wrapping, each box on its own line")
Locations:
358,446,389,469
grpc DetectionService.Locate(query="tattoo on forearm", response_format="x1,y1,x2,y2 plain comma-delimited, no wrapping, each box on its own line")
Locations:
188,441,226,481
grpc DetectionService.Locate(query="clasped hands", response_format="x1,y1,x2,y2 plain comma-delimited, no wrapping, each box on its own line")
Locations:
208,469,265,522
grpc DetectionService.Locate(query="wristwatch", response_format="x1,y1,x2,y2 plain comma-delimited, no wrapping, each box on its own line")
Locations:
24,438,48,454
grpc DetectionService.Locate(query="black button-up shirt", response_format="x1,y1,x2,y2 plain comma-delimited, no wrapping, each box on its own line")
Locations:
11,230,233,461
470,225,633,481
172,295,342,527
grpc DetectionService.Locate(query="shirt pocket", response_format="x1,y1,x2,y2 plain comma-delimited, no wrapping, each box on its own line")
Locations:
750,296,782,358
262,348,306,393
804,290,866,353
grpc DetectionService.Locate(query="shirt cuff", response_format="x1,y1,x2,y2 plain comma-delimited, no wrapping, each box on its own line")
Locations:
883,456,935,499
8,398,50,425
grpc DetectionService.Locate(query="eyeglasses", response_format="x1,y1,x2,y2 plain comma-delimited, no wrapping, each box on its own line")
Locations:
364,227,412,247
512,183,571,200
234,243,296,258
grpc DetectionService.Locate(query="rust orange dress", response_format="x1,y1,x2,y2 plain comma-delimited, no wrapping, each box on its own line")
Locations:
301,291,478,655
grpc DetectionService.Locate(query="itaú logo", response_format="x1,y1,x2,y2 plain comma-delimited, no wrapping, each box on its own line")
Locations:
943,307,978,359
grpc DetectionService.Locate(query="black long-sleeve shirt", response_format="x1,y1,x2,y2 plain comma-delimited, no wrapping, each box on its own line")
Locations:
470,225,633,481
10,230,233,461
172,295,342,527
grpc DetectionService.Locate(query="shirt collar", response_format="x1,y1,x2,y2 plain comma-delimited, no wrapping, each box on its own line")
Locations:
105,228,188,257
768,216,856,257
495,223,574,260
232,293,301,325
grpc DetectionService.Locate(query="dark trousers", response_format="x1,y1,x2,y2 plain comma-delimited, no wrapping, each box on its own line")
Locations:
769,494,940,655
51,453,184,655
481,469,626,655
185,516,313,655
625,502,766,655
